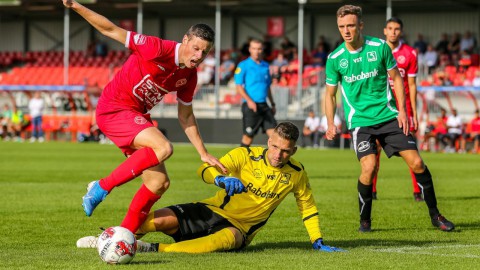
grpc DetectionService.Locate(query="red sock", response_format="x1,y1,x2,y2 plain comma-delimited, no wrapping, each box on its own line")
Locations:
121,184,161,233
410,169,421,193
99,147,159,192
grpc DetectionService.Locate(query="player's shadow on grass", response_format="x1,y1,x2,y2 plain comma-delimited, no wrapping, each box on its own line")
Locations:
453,221,480,230
445,195,480,201
247,239,457,251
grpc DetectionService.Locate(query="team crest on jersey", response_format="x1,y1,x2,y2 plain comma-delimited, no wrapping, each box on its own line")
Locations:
279,173,291,185
134,116,147,125
367,52,377,62
253,169,263,179
175,78,187,87
340,59,348,69
235,67,241,74
134,34,146,45
397,55,406,64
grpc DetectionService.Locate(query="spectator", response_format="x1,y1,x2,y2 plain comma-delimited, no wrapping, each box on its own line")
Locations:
219,53,236,85
472,70,480,87
28,92,45,143
300,110,320,147
422,108,448,152
197,51,215,86
448,32,461,55
9,106,29,142
435,33,450,54
459,31,476,54
460,109,480,153
424,44,438,74
441,109,463,153
95,39,108,57
311,44,328,67
270,52,288,83
1,104,12,140
316,35,331,53
262,34,273,62
280,36,296,61
413,33,428,54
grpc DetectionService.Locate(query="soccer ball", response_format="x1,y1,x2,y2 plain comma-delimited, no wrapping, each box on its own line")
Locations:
97,226,137,264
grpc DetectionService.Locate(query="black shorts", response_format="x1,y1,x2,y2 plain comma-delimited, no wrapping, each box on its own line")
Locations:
350,118,418,160
167,203,237,242
242,102,277,137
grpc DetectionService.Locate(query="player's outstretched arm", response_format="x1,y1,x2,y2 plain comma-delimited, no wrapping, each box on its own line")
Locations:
312,238,346,252
62,0,127,45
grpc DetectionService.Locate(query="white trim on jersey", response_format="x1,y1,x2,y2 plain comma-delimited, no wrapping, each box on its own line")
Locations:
365,39,382,46
175,43,180,66
385,80,398,113
352,127,360,154
340,86,356,129
125,31,131,48
329,48,345,59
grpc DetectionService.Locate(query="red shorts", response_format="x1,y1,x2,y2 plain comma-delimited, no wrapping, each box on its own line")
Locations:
96,102,154,155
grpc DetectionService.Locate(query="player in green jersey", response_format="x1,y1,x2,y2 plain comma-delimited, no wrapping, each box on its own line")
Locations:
324,4,454,232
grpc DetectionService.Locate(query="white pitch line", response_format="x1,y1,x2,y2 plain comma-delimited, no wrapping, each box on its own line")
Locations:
373,244,480,259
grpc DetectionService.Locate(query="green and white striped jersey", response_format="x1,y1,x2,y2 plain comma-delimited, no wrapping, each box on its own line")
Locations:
326,35,399,129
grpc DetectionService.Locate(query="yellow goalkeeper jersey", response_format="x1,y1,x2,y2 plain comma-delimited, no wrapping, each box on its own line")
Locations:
197,146,322,244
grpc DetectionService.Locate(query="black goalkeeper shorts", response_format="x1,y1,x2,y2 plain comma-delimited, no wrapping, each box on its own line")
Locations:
167,203,236,242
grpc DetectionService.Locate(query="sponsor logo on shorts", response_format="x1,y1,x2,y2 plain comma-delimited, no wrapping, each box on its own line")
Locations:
408,140,416,144
134,116,147,125
246,127,253,134
175,78,187,87
357,141,370,152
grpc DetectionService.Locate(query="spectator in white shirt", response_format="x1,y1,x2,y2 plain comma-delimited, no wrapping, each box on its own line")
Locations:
301,110,320,147
28,92,45,142
442,109,463,152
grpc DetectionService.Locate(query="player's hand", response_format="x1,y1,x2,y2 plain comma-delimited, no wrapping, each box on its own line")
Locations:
247,100,257,112
312,238,345,252
413,115,419,131
397,110,409,135
200,153,228,174
214,175,246,196
62,0,75,8
325,125,337,140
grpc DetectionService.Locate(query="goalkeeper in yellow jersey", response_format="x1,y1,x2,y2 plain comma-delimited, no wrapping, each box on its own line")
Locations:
77,122,344,253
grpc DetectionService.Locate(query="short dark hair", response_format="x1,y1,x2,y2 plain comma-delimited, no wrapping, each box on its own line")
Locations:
185,23,215,43
274,122,299,142
386,17,404,29
336,5,363,22
249,38,263,47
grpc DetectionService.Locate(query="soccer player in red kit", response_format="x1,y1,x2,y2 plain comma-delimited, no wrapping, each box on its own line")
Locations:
372,17,423,201
62,0,226,233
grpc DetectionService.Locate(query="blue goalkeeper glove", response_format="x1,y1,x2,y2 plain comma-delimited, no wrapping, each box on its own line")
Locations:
214,175,246,196
312,238,345,252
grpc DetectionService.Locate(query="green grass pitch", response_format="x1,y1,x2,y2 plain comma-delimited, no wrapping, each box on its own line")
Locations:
0,142,479,269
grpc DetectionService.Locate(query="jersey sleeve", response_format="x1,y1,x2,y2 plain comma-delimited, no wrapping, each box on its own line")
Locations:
197,147,246,183
383,42,397,70
127,31,166,61
407,49,418,77
234,61,246,85
176,72,198,105
293,170,322,242
325,56,339,86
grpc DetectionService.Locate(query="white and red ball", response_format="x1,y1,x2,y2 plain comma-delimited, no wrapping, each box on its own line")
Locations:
97,226,137,264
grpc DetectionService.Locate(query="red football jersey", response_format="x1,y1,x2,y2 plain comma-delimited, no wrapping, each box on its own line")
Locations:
100,31,197,113
389,42,418,116
471,117,480,133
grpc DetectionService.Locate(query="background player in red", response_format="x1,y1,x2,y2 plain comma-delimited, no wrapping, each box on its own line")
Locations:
372,17,423,201
62,0,226,233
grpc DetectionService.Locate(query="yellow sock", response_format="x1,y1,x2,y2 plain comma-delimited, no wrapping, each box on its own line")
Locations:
158,228,236,253
135,212,156,239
